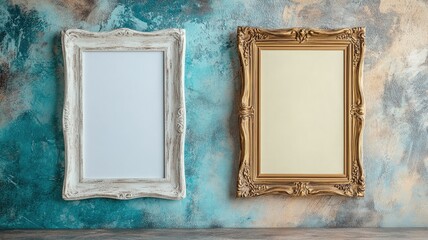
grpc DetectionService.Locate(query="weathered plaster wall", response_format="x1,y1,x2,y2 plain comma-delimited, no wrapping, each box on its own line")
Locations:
0,0,427,228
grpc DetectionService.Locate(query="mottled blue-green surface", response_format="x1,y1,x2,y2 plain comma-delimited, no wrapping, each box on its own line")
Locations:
0,0,427,228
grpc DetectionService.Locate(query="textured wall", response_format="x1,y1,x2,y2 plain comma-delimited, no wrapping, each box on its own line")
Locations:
0,0,427,228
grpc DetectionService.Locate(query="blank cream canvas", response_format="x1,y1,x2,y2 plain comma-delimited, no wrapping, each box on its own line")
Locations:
260,50,344,175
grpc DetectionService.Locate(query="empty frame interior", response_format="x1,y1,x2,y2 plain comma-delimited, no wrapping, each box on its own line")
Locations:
259,49,344,176
82,51,165,179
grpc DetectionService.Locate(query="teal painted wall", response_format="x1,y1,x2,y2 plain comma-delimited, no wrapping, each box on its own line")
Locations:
0,0,427,228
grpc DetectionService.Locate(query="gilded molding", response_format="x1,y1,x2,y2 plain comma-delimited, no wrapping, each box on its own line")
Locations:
239,105,254,119
237,163,268,197
238,27,268,66
291,28,316,43
350,104,364,121
336,27,365,67
236,27,366,197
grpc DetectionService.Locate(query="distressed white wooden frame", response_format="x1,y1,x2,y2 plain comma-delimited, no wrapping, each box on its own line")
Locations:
61,28,186,200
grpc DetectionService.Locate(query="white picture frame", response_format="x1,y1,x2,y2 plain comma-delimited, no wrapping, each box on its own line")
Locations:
61,28,186,200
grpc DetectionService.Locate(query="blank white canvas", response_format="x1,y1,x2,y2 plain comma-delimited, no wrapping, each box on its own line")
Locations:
82,51,164,179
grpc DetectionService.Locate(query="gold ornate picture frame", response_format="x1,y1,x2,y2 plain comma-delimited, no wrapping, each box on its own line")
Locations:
237,27,365,197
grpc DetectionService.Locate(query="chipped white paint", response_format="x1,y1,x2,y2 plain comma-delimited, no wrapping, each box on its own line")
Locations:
61,28,186,200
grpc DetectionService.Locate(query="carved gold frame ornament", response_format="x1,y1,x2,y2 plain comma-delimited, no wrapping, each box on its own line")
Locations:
237,27,365,197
